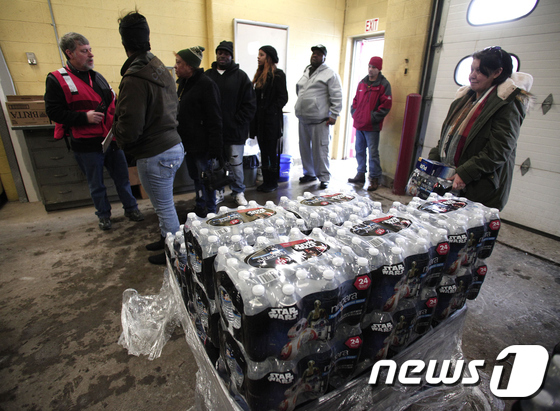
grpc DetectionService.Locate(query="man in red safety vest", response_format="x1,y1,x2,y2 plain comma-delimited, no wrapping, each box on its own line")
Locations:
45,32,143,230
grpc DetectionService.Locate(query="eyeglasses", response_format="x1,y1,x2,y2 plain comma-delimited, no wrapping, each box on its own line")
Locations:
483,45,503,58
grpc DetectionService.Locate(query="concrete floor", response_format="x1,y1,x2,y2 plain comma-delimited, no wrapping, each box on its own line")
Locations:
1,159,559,411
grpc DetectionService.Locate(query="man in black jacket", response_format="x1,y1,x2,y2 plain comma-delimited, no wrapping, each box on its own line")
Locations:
205,41,256,206
175,46,223,217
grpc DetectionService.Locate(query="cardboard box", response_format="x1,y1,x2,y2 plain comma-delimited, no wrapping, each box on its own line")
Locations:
5,95,51,126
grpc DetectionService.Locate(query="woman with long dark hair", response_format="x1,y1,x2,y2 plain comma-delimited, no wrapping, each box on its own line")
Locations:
429,46,533,210
251,45,289,192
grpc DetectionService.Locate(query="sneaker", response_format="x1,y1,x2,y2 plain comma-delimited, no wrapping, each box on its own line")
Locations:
125,209,144,221
98,217,112,230
215,189,225,205
299,175,317,183
348,173,366,183
233,192,248,206
319,181,329,189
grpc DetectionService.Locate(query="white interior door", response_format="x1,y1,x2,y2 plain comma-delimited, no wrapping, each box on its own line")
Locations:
344,37,385,159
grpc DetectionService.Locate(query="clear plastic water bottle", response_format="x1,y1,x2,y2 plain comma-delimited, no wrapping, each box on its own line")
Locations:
466,258,488,300
432,274,459,327
264,226,279,242
246,285,270,316
309,212,322,230
322,221,337,237
479,207,500,259
165,232,175,261
296,218,310,235
414,286,438,335
230,234,247,252
358,310,395,374
279,284,298,307
368,246,405,314
243,227,256,246
388,297,417,356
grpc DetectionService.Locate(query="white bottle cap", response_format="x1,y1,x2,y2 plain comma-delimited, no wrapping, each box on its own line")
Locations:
323,221,333,227
238,270,250,281
265,227,274,233
352,237,362,245
207,213,216,218
276,219,285,226
357,257,368,266
337,228,347,236
252,285,265,296
368,247,379,257
218,246,229,254
243,246,254,254
310,212,319,219
282,284,295,295
208,235,218,243
323,270,335,280
200,228,209,235
332,257,344,267
231,234,241,242
296,269,307,280
312,228,322,236
392,247,403,255
244,227,254,234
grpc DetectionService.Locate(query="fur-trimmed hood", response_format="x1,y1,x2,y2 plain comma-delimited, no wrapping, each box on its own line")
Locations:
455,72,533,103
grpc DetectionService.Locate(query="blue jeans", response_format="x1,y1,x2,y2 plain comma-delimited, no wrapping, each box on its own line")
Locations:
185,151,216,214
136,143,184,237
355,130,381,179
224,144,245,194
73,147,138,219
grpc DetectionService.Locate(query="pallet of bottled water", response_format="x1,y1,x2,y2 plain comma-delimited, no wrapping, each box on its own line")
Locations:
165,191,500,411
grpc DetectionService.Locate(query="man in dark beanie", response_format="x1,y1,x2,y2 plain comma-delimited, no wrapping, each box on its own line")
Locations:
112,11,184,265
175,46,222,218
205,40,256,207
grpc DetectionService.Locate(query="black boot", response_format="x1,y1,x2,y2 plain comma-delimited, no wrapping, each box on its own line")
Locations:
257,169,278,192
146,235,165,251
148,252,166,265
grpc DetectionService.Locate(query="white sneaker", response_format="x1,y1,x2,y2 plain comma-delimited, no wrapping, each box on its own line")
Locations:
215,189,225,205
233,192,248,206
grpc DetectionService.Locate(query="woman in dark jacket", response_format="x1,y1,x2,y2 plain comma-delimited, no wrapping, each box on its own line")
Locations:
251,45,289,192
429,46,532,210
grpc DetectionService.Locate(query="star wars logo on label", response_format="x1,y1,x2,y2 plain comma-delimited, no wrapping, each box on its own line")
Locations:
439,285,457,294
370,322,394,332
448,234,468,244
292,239,319,251
269,307,299,320
368,345,549,399
382,263,405,276
268,372,295,384
246,207,269,216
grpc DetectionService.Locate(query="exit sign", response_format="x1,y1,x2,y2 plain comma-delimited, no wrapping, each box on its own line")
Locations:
365,18,379,32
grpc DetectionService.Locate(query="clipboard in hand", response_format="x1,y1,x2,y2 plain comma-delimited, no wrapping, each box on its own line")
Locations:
102,130,113,153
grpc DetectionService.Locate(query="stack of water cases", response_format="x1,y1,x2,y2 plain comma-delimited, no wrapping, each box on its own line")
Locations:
165,191,500,411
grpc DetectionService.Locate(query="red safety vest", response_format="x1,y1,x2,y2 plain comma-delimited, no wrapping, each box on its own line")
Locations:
51,67,115,140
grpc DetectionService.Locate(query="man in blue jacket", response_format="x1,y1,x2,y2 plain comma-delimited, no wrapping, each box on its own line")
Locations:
348,56,392,191
295,45,343,189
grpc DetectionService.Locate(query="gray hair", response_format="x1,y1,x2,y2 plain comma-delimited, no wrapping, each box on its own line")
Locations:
59,32,89,60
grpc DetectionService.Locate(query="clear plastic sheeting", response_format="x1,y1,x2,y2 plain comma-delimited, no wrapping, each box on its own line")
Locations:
183,301,504,410
297,308,504,411
118,269,187,360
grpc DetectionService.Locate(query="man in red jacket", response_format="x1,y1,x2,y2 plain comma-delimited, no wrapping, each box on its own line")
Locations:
348,56,392,191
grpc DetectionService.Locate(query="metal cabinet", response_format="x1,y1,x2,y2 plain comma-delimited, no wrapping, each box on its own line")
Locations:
18,125,119,211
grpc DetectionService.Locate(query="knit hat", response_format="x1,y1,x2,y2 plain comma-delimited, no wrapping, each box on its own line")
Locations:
260,45,279,63
216,40,234,56
311,44,327,56
177,46,205,68
369,56,383,70
119,12,151,51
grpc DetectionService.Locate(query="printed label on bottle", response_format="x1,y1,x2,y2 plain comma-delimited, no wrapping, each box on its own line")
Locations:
300,193,355,206
245,239,330,268
350,215,413,237
418,199,468,214
206,207,277,226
